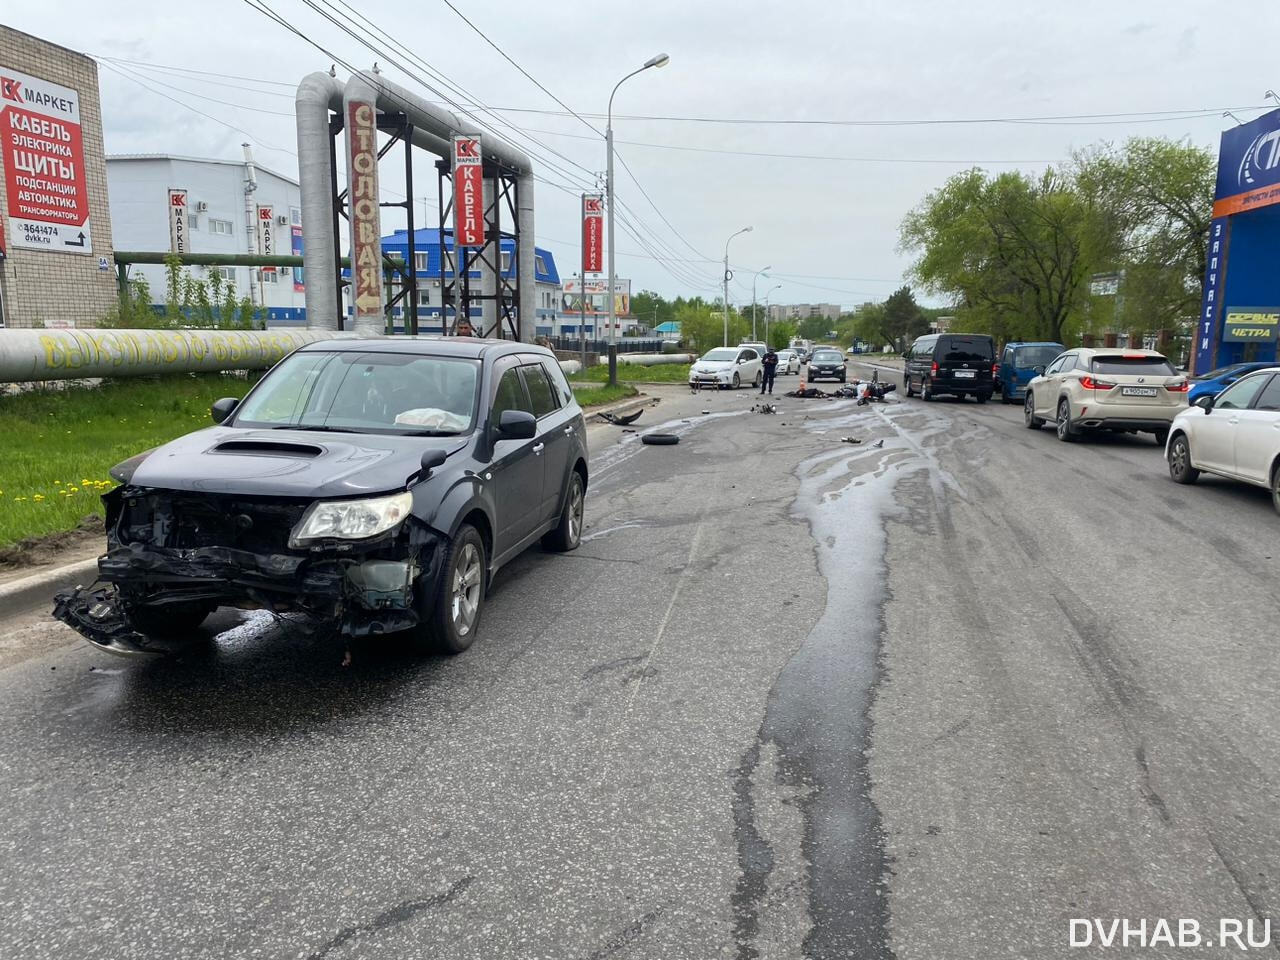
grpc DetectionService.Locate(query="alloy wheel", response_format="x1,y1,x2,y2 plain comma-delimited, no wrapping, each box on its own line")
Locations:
450,543,482,637
568,479,584,545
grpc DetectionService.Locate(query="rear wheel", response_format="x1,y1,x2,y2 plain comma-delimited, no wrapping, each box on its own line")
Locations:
1056,398,1076,442
976,391,990,405
1168,434,1199,485
922,380,933,402
1024,392,1044,429
732,372,741,389
543,471,584,552
906,376,916,398
425,524,486,654
753,371,762,389
1272,463,1280,516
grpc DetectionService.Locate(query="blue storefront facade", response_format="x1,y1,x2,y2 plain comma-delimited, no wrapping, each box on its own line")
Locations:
1194,108,1280,374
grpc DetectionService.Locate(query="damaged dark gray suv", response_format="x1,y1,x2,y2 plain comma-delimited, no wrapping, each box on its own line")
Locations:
54,338,588,657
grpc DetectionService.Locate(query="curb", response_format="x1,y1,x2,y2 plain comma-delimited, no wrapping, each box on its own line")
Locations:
0,557,99,620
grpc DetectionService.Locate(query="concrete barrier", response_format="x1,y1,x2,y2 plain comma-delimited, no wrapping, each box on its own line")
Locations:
617,353,693,366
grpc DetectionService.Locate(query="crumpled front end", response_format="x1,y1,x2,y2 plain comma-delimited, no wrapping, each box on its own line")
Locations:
53,486,444,655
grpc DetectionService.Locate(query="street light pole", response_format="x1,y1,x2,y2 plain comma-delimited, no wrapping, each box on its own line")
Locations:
607,53,669,386
764,282,782,349
722,226,752,346
751,264,771,341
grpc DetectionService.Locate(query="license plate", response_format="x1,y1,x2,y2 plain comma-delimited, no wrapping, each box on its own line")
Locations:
954,370,976,379
1121,386,1158,397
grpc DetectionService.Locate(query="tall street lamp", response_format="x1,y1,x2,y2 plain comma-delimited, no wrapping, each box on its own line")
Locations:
751,265,772,340
606,52,669,386
764,283,782,348
722,226,752,346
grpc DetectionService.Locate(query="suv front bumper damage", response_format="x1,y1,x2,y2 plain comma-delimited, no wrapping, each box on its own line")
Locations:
53,487,444,656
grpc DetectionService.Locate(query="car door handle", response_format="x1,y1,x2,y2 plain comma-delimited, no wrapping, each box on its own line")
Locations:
1229,417,1240,425
565,426,575,435
533,443,545,455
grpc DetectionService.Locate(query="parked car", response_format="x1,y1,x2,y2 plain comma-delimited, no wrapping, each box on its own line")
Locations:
1023,347,1188,443
689,346,763,390
807,347,847,382
1166,367,1280,512
53,338,589,657
774,349,800,375
738,341,769,361
1187,361,1277,404
904,333,996,402
996,341,1065,403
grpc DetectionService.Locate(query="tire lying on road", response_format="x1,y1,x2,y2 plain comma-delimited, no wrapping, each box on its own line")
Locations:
641,433,680,446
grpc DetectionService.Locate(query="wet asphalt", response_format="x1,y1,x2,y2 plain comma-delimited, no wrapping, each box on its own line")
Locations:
2,372,1279,958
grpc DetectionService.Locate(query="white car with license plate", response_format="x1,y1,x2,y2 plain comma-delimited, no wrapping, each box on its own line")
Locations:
1166,367,1280,513
689,347,763,390
1023,348,1188,443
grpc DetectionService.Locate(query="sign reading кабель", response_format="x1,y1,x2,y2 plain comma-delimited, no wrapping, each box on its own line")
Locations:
1,67,93,255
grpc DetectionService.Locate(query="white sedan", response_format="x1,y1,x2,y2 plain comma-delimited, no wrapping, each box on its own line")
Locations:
1165,366,1280,512
689,347,764,390
774,350,800,375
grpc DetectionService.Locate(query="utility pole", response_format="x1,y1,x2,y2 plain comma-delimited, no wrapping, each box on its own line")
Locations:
751,265,771,341
607,54,669,386
722,226,752,346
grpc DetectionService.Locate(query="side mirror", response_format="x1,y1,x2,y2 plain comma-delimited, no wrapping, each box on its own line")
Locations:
1195,395,1215,412
211,397,239,424
407,448,449,487
496,409,537,440
1032,366,1046,376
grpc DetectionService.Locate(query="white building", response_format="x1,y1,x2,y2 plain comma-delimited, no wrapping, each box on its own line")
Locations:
767,302,843,323
106,154,307,324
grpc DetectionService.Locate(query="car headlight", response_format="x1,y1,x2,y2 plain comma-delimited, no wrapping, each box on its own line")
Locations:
291,491,413,545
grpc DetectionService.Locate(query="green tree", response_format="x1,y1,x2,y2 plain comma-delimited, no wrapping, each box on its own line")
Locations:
881,286,928,350
1072,137,1215,333
767,320,797,350
900,168,1092,344
631,289,671,328
796,315,829,341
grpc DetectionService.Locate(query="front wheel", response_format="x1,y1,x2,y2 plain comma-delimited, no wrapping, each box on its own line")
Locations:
425,524,486,654
1168,434,1199,485
543,471,585,552
1024,392,1044,429
732,372,741,389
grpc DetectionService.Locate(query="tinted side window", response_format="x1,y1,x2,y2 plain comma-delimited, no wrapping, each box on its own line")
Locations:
1254,376,1280,412
521,364,559,418
1216,374,1268,410
542,358,574,407
1059,355,1076,373
1046,357,1065,375
491,367,532,420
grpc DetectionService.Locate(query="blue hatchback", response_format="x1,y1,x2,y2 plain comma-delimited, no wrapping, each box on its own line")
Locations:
996,342,1065,403
1187,361,1278,404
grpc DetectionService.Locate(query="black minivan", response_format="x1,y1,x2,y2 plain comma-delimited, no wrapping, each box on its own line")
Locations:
903,333,996,403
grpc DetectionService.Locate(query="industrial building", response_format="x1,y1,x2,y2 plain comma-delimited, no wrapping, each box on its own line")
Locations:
0,25,117,327
767,302,843,323
376,227,561,335
106,153,306,324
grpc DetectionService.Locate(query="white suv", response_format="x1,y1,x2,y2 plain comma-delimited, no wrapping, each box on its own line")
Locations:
1166,367,1280,513
1024,348,1188,443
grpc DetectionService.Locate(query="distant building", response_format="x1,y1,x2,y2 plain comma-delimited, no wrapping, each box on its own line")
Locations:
767,302,842,323
107,153,306,323
0,26,117,327
929,315,955,334
378,227,561,334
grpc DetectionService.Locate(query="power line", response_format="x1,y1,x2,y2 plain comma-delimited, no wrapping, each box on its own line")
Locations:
437,0,602,138
96,58,296,117
93,55,300,89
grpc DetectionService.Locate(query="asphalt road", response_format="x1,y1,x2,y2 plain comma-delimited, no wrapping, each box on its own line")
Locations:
1,371,1278,959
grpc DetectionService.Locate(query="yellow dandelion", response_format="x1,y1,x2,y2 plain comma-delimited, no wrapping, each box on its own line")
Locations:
54,481,62,486
33,494,44,501
68,486,79,493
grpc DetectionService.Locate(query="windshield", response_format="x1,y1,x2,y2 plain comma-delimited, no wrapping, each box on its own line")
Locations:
702,348,738,362
234,351,481,435
1014,345,1064,368
1090,355,1176,376
813,350,843,362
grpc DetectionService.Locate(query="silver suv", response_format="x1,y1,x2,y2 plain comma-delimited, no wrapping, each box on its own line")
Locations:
1023,347,1189,443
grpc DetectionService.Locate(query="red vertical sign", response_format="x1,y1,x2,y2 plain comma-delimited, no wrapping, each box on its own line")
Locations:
581,194,603,273
453,136,484,246
347,100,382,321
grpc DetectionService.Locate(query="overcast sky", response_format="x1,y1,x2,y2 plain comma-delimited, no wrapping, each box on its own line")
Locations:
8,0,1276,308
